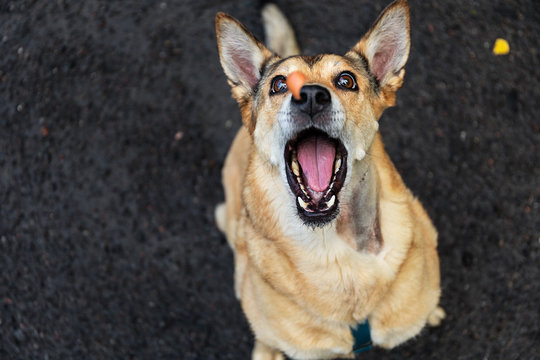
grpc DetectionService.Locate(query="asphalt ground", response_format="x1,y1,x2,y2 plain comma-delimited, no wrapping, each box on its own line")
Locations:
0,1,539,359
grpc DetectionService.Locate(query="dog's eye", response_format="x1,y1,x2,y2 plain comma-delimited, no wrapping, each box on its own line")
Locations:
270,76,288,95
335,72,358,91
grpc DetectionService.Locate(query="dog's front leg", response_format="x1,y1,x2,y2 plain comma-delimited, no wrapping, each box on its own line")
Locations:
252,341,284,360
233,222,248,300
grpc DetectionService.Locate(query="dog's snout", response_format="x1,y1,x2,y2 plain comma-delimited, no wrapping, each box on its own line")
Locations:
291,85,331,117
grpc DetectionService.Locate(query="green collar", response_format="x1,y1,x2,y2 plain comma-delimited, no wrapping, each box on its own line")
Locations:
351,320,372,354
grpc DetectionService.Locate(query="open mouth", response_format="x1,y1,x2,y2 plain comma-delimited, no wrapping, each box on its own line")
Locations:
284,128,348,226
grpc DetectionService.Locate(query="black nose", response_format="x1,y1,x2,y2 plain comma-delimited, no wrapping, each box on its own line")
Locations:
291,85,331,117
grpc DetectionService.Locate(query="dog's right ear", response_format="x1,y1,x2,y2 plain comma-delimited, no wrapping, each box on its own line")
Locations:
215,13,275,98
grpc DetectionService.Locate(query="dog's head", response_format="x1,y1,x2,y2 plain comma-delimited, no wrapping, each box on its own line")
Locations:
216,0,410,228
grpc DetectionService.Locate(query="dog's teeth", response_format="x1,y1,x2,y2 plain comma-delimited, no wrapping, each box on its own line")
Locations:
326,195,336,208
299,181,308,194
291,150,301,176
298,197,309,210
334,156,342,174
325,183,334,196
291,159,300,176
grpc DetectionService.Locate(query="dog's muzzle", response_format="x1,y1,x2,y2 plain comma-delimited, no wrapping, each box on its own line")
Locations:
281,84,349,227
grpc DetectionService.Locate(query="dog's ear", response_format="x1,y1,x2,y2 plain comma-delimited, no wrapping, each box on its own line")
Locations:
216,13,275,97
348,0,410,107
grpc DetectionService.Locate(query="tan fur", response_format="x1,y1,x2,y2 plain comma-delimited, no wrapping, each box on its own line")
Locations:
215,1,443,358
262,4,300,57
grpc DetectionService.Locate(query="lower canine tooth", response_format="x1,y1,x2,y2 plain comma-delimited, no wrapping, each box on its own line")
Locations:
326,195,336,208
298,197,309,210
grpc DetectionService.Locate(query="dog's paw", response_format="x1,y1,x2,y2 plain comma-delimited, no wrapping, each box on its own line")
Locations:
427,306,446,327
215,202,226,233
252,341,285,360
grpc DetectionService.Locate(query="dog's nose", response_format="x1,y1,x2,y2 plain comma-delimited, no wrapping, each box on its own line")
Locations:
291,85,331,117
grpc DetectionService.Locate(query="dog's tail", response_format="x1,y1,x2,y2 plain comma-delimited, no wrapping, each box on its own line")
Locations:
262,4,300,57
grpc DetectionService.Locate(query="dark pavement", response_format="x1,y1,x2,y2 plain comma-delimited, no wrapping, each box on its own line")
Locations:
1,1,538,359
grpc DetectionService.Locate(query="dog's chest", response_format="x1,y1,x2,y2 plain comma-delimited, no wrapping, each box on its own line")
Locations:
291,231,379,318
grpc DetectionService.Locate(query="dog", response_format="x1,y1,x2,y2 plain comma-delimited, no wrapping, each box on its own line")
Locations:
214,1,444,358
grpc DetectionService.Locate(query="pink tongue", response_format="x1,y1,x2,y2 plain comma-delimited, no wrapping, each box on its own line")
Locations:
297,136,336,192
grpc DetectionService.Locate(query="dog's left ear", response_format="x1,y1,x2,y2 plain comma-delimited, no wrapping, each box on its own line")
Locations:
348,0,410,106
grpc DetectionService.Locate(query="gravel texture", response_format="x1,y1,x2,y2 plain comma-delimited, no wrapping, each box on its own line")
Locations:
0,1,538,359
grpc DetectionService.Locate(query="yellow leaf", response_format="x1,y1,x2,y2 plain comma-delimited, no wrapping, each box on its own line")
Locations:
493,38,510,55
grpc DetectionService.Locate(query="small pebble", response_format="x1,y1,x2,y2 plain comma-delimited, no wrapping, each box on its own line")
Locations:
41,126,49,137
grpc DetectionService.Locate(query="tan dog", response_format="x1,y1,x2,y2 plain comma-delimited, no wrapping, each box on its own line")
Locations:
214,1,444,359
